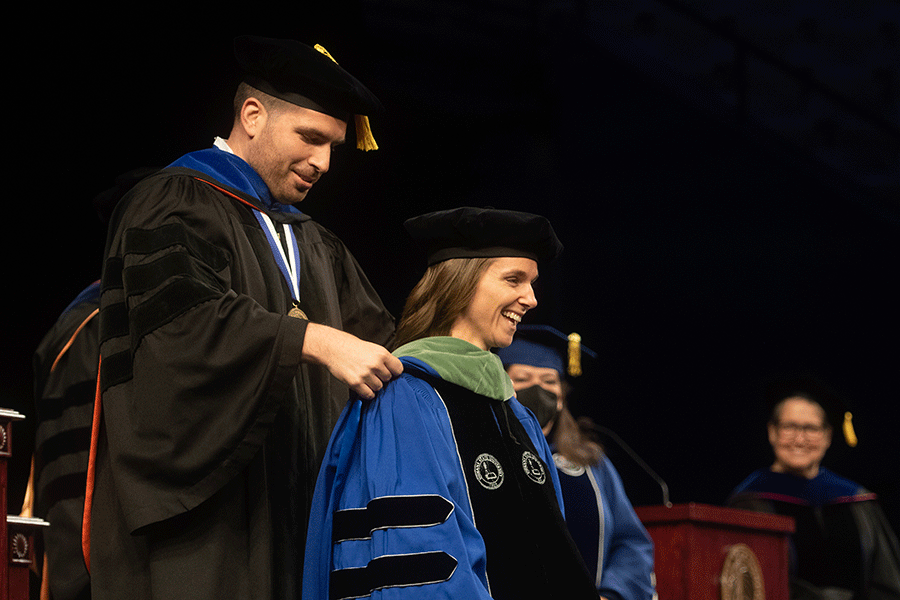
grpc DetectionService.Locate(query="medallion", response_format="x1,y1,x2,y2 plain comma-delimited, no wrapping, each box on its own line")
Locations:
474,453,504,490
720,543,765,600
522,451,547,485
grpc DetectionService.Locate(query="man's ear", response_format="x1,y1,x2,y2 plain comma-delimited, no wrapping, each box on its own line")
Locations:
239,97,267,138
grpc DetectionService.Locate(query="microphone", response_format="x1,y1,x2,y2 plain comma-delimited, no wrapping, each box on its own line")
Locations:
582,421,672,508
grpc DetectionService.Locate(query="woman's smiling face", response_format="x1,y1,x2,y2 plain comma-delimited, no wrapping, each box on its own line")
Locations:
768,396,832,479
450,257,539,351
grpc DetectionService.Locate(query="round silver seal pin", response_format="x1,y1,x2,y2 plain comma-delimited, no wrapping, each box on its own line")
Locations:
474,453,505,490
522,451,547,484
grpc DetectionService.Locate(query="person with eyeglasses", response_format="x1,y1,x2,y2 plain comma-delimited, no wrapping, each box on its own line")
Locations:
728,383,900,600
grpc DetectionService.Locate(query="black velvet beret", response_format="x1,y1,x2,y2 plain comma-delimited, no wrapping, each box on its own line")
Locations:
233,35,382,120
404,207,563,266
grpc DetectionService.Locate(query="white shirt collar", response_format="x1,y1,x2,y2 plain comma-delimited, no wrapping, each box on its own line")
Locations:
213,136,234,154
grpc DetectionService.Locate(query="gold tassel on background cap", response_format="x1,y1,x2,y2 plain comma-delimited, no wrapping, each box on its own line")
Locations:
843,411,858,447
314,43,379,151
567,333,582,377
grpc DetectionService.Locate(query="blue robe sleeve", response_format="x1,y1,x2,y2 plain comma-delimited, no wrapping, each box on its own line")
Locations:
303,374,496,599
592,458,656,600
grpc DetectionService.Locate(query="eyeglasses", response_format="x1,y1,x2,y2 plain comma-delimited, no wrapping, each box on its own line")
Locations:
776,422,827,438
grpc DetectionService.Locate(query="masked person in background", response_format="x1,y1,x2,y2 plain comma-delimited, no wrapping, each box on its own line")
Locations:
497,325,656,600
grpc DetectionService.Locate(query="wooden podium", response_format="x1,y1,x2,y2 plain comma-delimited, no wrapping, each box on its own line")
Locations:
2,409,49,600
635,503,794,600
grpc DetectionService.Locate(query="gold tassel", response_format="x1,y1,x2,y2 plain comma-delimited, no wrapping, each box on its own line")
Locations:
843,411,858,447
314,44,378,151
355,115,379,151
314,44,337,62
567,333,582,377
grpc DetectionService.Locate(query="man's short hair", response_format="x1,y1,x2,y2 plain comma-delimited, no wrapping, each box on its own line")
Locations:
232,82,290,120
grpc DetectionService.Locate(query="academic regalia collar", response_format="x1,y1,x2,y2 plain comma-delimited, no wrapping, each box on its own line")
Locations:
59,280,101,320
736,467,874,506
167,138,305,218
168,139,311,317
394,337,515,401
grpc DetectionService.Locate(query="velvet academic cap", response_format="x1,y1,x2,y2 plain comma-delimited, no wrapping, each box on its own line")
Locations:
496,325,597,378
234,35,382,149
404,207,563,266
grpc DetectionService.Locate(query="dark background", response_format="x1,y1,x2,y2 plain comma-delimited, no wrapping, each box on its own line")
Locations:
6,2,898,532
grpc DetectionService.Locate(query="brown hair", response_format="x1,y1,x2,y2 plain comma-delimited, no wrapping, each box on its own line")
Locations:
551,390,604,467
392,257,493,350
232,82,291,121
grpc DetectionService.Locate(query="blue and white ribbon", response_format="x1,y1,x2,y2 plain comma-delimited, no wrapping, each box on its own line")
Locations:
254,211,301,305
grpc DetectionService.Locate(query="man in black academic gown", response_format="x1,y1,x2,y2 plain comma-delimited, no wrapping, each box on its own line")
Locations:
88,36,402,599
728,381,900,600
26,168,155,600
30,281,99,600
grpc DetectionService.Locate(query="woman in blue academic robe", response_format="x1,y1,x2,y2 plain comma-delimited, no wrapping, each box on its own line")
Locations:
497,325,656,600
303,207,599,600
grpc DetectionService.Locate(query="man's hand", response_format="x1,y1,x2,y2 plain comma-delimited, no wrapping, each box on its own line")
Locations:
301,322,403,400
